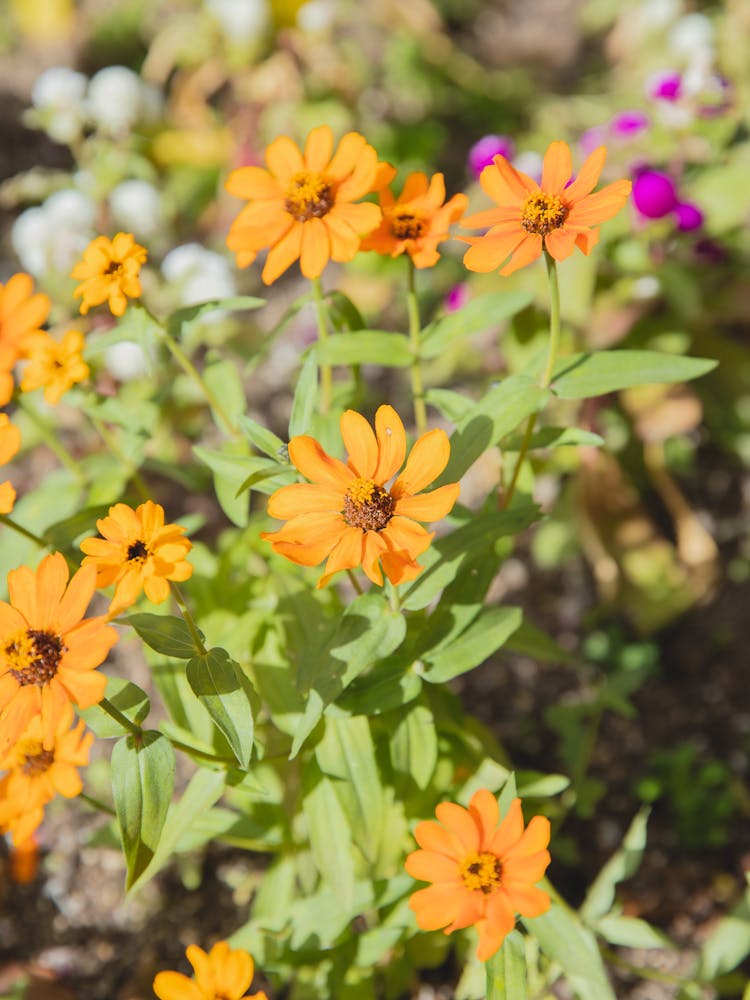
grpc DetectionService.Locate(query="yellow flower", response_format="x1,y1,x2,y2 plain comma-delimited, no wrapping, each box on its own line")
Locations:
153,941,268,1000
0,773,44,846
0,413,21,515
225,125,393,283
70,233,147,316
21,329,89,404
80,500,193,616
0,272,51,405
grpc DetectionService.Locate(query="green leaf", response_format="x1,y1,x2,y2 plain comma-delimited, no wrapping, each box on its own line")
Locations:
438,375,549,485
581,808,650,922
697,886,750,980
504,618,575,664
125,612,202,659
515,770,570,798
594,914,671,950
551,350,717,399
44,504,113,550
422,606,522,682
186,648,256,769
424,388,475,423
390,703,438,790
302,767,356,910
289,350,319,438
421,290,534,360
312,331,413,367
111,731,175,889
526,426,604,449
238,415,286,461
79,677,150,738
203,358,246,429
166,296,265,334
485,930,527,1000
234,462,294,497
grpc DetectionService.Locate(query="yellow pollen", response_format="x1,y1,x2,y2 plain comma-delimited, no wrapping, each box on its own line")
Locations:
4,630,35,672
347,477,377,506
285,170,334,222
4,628,66,687
18,738,54,776
343,477,395,531
520,192,568,236
459,850,503,894
390,209,427,241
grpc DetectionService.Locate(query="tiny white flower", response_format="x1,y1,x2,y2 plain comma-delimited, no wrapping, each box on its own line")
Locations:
11,189,96,277
110,179,163,239
87,66,144,135
296,0,336,32
636,0,681,31
105,340,150,382
31,66,88,144
206,0,270,42
11,207,49,276
669,13,714,60
632,276,661,300
162,244,236,320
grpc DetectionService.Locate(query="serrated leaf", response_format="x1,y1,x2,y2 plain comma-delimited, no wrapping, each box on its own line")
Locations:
390,704,438,790
421,290,534,360
125,612,202,659
422,606,522,682
313,331,412,367
302,767,356,910
551,350,717,399
79,676,150,738
289,350,319,438
486,930,526,1000
186,648,256,769
111,731,175,888
581,808,650,922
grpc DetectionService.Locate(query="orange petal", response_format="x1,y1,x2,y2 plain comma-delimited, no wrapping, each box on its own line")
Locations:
153,971,204,1000
405,849,461,884
263,511,346,544
261,223,303,284
463,229,525,273
434,801,480,853
326,132,367,181
361,530,387,586
225,166,283,200
544,227,578,261
565,179,632,226
487,798,524,857
288,436,353,488
413,818,468,860
267,483,343,519
504,814,551,859
56,563,96,633
400,171,430,202
325,214,361,262
1,273,34,316
317,526,364,586
477,893,516,960
381,516,433,561
299,217,331,279
391,428,450,498
409,884,466,931
461,206,520,230
394,482,459,522
468,788,500,848
574,227,600,254
563,146,606,204
341,410,378,479
502,881,551,918
504,849,551,884
336,144,379,202
372,405,406,484
6,565,37,624
265,135,305,180
329,201,381,235
380,550,423,586
482,157,537,205
304,125,334,173
265,535,339,568
499,233,543,276
541,141,573,195
444,891,485,932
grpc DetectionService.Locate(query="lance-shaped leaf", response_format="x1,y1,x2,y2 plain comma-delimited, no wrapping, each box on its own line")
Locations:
312,331,413,367
421,606,523,682
186,648,256,769
111,731,175,888
421,289,534,360
486,930,527,1000
550,350,717,399
126,612,203,660
302,764,356,911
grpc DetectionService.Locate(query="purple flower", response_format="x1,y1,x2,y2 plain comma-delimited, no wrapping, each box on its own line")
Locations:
648,71,682,102
444,282,469,313
468,134,515,179
610,110,649,139
675,201,704,231
632,170,678,219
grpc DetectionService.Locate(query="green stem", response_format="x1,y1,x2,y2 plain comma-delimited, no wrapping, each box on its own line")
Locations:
16,395,83,480
0,513,51,549
170,582,208,656
80,792,116,816
346,568,364,596
99,697,143,738
389,583,401,613
501,252,560,509
311,277,332,413
167,737,236,766
407,260,427,434
87,408,150,502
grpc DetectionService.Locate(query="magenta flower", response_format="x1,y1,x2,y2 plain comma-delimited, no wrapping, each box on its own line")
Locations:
675,202,704,231
632,170,678,219
468,135,515,179
444,282,469,313
610,110,649,139
648,71,683,102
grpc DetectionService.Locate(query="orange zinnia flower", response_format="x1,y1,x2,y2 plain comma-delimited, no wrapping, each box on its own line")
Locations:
225,125,392,283
21,329,89,404
0,413,21,515
462,141,632,276
0,272,51,406
261,405,460,587
405,789,551,961
153,941,268,1000
71,233,148,316
0,552,118,751
80,500,193,616
0,773,44,846
362,172,468,268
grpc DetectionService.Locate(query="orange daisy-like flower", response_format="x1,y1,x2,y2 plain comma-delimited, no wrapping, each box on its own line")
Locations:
261,405,460,588
405,790,551,961
225,125,393,283
0,552,118,752
80,500,193,617
462,141,632,276
21,329,90,404
153,941,268,1000
0,272,51,406
0,773,44,846
0,413,21,515
71,233,148,316
362,172,468,268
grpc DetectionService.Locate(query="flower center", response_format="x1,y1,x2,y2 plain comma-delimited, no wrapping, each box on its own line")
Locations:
459,850,503,894
285,170,335,222
390,209,427,240
19,738,55,776
343,477,395,531
104,260,123,275
520,192,568,235
126,539,149,563
5,629,66,687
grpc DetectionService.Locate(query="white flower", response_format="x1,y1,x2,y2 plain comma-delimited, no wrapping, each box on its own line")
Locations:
87,66,145,135
162,243,236,307
30,66,88,144
11,207,49,275
512,151,543,184
11,189,96,277
206,0,270,42
104,341,150,382
669,13,714,60
110,180,163,239
635,0,681,31
296,0,337,32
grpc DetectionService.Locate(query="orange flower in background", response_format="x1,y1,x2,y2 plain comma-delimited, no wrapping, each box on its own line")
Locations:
0,272,51,405
0,413,21,515
71,233,147,316
462,141,631,276
225,125,393,283
153,941,268,1000
362,172,468,268
262,405,460,587
21,329,89,404
0,773,44,846
80,500,193,616
405,790,551,961
0,552,118,751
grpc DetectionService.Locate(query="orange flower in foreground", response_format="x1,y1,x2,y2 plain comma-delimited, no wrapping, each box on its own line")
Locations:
405,790,551,961
153,941,268,1000
0,413,21,515
0,272,51,405
225,125,393,283
21,329,89,404
80,500,193,616
262,405,460,588
362,172,468,268
0,553,118,751
462,141,632,276
71,233,147,316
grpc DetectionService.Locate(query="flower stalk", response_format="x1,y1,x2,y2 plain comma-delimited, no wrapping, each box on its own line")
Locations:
407,260,427,434
312,277,333,413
